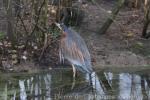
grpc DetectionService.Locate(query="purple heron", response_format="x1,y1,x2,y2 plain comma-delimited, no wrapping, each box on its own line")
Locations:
55,23,93,78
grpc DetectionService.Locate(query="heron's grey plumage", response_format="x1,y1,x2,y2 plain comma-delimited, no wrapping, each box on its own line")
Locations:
59,24,93,73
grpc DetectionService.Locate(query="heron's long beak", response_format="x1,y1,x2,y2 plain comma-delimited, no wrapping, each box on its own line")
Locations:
55,22,62,30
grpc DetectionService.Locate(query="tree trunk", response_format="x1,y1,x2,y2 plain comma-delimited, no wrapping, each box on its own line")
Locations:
142,18,150,38
98,0,125,34
14,0,21,16
3,0,15,43
142,0,150,39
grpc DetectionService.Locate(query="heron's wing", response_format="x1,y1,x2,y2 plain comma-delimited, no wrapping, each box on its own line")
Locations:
61,37,92,73
60,28,93,73
63,39,85,65
68,28,91,61
68,29,93,72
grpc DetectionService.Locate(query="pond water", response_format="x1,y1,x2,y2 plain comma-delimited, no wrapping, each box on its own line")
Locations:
0,67,150,100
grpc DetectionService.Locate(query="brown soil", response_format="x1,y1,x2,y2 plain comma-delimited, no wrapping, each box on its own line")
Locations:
79,1,150,68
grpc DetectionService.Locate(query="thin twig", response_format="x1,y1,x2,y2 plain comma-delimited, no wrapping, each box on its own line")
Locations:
32,21,47,33
18,14,29,35
39,33,48,61
31,21,50,60
24,0,46,50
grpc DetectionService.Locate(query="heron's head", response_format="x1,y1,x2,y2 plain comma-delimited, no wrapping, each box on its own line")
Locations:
55,23,68,32
55,23,68,38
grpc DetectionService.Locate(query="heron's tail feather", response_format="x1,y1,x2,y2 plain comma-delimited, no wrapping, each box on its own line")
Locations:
75,65,93,74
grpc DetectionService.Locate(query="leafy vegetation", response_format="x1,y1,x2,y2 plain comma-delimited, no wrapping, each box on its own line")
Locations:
0,32,5,39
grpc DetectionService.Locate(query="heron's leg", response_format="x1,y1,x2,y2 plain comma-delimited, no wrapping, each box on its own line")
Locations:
71,64,76,89
86,73,92,86
72,64,76,78
89,73,93,86
71,77,75,89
